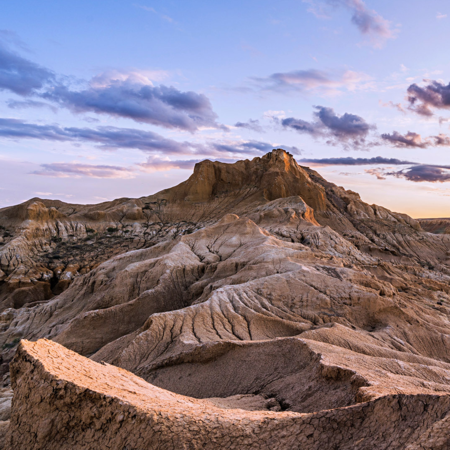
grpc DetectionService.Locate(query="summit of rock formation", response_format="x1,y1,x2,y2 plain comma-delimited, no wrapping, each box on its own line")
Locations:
150,149,326,210
2,149,450,448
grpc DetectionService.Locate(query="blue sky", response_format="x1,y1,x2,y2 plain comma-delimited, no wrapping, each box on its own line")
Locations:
1,0,450,217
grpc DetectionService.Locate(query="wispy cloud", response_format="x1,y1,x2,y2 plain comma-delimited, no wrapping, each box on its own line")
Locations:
303,0,396,48
137,157,198,173
134,4,175,23
234,119,264,132
250,68,373,95
437,12,447,19
379,100,405,113
365,168,387,180
6,99,57,112
33,163,136,179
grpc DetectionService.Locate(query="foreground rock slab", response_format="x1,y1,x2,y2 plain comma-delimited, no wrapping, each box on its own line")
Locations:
5,339,450,449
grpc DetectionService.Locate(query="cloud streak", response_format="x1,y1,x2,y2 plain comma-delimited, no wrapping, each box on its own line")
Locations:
387,165,450,183
234,119,264,132
251,69,373,95
137,157,198,173
299,155,450,183
299,156,415,166
33,163,136,179
0,117,297,158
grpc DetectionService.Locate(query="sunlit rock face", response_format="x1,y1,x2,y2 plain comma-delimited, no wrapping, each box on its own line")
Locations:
3,149,450,449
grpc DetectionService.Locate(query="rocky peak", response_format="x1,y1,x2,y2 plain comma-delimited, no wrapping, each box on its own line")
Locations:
149,149,327,212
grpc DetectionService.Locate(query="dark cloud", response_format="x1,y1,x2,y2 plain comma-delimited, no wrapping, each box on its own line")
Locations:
33,163,135,179
304,0,395,47
281,106,374,149
42,80,221,132
387,165,450,183
434,134,450,146
0,39,54,96
381,131,429,148
0,117,295,158
299,156,415,166
316,106,372,140
380,131,450,149
281,117,320,136
234,119,263,132
407,80,450,116
0,35,221,132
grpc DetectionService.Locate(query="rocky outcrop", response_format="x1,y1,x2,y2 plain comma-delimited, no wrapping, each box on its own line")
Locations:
2,150,444,313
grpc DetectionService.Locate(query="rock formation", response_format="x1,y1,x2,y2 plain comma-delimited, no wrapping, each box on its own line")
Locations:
5,339,450,449
2,149,450,448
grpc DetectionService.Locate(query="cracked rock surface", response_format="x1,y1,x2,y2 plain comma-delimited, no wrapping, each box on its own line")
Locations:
4,339,450,449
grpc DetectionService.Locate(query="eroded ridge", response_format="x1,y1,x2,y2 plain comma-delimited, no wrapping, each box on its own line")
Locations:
5,339,450,450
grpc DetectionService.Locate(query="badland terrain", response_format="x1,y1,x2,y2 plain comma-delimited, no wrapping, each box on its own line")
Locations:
1,149,450,448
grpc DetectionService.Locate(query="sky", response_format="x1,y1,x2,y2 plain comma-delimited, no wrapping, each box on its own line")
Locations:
1,1,450,218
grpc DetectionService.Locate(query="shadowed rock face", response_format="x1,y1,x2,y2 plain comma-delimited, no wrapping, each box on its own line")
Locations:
419,218,450,234
3,149,450,448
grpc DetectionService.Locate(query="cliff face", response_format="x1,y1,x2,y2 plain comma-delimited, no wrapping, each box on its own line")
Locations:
2,150,450,448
